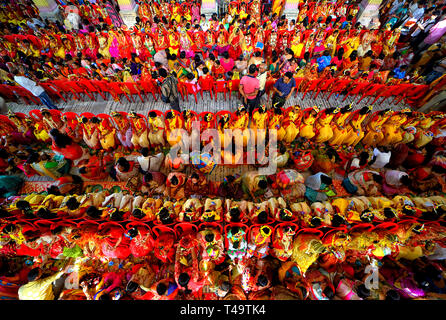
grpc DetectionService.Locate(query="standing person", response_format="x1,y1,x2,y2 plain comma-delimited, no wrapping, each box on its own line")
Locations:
417,12,446,51
12,69,60,110
18,260,73,300
159,68,180,112
239,64,260,114
271,72,296,109
256,63,268,101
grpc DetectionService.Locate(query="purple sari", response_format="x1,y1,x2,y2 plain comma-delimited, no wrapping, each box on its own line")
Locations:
117,127,133,149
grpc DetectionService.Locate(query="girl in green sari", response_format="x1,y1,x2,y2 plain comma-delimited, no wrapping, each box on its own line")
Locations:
26,152,71,181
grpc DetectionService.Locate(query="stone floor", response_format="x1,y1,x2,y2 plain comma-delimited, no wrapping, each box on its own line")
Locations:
5,88,405,116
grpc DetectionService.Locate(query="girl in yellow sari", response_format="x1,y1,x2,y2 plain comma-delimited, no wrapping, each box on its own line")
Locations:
283,105,302,145
268,106,286,142
299,106,319,140
290,31,304,59
129,112,150,149
148,111,166,149
362,109,392,147
165,110,184,147
82,117,100,150
379,110,410,146
231,106,251,147
251,105,269,147
97,32,112,59
413,113,438,148
328,104,353,146
98,117,116,152
314,107,336,144
325,30,339,57
217,113,233,152
342,106,372,147
171,4,182,23
342,30,361,59
401,112,421,144
51,35,66,60
272,0,285,17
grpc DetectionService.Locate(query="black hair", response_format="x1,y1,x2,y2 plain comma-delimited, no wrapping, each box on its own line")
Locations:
320,175,333,186
178,272,190,287
358,152,369,166
47,186,61,196
156,282,167,295
425,265,442,281
66,197,80,210
144,172,153,184
385,289,400,300
257,211,268,223
158,68,168,78
170,175,179,186
356,284,370,299
132,209,145,219
331,214,345,227
359,107,370,115
79,167,87,174
51,129,73,149
384,207,396,219
16,200,31,211
117,157,130,172
191,172,199,180
323,286,335,299
127,227,138,239
99,293,110,300
36,207,56,219
279,209,292,221
372,173,383,184
258,179,267,189
220,281,231,292
222,51,229,59
141,147,149,157
86,206,101,219
0,208,9,218
248,64,257,74
205,233,214,243
311,216,322,227
229,207,241,222
284,71,293,79
110,210,124,221
226,175,235,184
400,175,412,187
360,210,374,223
27,268,40,282
186,72,194,80
256,274,268,287
126,281,138,293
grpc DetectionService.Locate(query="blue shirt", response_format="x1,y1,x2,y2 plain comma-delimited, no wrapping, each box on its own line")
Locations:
317,55,332,72
393,67,406,79
274,77,296,97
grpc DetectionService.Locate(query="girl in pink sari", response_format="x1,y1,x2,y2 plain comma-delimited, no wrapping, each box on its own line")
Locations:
109,31,120,58
191,3,200,24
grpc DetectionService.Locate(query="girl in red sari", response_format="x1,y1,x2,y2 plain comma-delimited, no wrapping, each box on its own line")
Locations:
127,225,154,259
99,223,131,260
50,128,85,162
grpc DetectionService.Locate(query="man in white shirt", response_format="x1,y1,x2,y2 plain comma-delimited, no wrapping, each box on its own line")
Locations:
200,14,209,32
12,69,60,110
256,63,268,100
137,148,164,173
370,147,392,169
